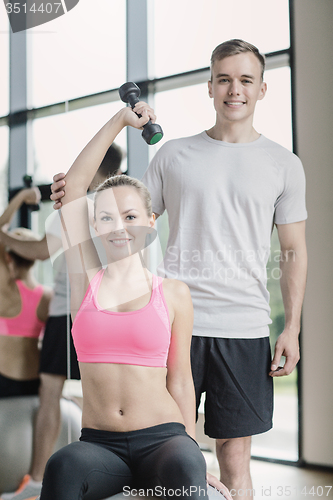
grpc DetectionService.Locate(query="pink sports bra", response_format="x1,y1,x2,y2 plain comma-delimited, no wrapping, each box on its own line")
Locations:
72,270,171,367
0,280,45,338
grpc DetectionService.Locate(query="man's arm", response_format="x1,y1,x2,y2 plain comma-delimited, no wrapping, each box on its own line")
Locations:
270,220,307,377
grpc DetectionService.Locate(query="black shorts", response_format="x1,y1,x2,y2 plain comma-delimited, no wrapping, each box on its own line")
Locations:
39,315,80,380
0,372,40,398
191,336,273,439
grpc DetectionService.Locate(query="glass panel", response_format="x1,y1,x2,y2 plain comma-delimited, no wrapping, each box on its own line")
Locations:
254,66,293,151
32,101,127,184
30,0,126,107
153,83,215,145
0,127,9,214
152,0,290,78
0,9,9,116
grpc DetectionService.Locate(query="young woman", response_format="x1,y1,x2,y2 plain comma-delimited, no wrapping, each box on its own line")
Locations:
40,104,231,500
0,188,52,398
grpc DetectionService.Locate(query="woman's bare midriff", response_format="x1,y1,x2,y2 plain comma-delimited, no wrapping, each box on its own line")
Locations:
80,362,185,432
0,335,40,380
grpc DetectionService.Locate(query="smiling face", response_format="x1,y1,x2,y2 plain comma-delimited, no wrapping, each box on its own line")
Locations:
94,185,155,260
208,52,267,128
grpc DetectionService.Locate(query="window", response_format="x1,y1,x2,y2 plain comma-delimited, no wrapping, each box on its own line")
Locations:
152,0,290,78
254,66,292,150
32,102,127,184
30,0,126,107
154,83,214,143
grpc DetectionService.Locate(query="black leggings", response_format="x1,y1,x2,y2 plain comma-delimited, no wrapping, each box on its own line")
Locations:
40,422,207,500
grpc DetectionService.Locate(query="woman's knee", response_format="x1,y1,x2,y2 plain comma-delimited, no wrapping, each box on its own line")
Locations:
160,436,207,481
44,443,81,481
176,445,206,477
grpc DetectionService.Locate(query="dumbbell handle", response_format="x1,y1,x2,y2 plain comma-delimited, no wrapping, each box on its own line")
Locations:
125,91,141,109
118,82,163,145
126,92,150,122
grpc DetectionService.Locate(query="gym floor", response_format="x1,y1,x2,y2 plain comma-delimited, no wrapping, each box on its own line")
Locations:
204,451,333,499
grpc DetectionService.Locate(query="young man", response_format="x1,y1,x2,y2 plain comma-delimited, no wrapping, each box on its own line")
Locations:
50,39,307,499
141,40,307,498
0,144,123,500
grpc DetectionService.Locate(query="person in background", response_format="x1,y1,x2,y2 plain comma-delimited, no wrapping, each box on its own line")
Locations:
0,187,52,399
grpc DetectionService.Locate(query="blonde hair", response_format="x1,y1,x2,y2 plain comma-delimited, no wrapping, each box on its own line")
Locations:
94,174,153,218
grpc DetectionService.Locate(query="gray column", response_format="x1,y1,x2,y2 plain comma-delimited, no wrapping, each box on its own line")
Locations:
126,0,149,180
9,27,32,228
9,28,29,190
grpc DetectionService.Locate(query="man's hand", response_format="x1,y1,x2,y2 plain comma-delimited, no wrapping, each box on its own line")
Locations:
269,328,300,377
50,173,66,210
207,472,233,500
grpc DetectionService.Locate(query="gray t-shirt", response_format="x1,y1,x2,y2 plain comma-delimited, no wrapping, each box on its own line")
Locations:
142,132,307,339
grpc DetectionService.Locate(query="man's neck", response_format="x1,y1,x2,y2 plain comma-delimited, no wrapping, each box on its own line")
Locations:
206,121,260,144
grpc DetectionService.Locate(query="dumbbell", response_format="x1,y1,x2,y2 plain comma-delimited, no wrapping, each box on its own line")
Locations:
119,82,163,145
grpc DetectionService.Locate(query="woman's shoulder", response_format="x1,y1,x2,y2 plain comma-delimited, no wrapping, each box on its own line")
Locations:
160,277,192,303
41,285,53,302
160,278,193,330
36,285,53,323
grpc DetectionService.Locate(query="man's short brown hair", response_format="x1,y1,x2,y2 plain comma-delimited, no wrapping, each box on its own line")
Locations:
210,39,265,80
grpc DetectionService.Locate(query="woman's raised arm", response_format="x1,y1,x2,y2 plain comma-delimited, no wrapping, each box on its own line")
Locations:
59,104,155,316
0,188,41,276
62,105,154,205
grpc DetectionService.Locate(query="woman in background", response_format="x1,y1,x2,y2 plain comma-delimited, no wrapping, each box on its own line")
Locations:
0,188,52,398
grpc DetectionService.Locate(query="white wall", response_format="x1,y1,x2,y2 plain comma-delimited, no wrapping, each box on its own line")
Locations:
293,0,333,467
